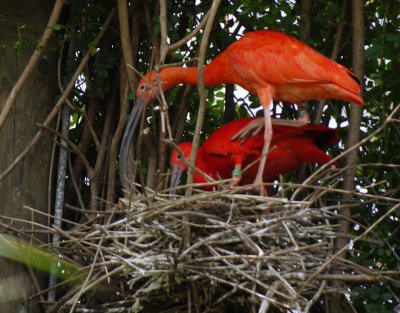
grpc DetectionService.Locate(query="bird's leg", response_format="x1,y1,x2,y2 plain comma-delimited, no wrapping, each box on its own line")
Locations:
253,108,272,197
228,163,243,188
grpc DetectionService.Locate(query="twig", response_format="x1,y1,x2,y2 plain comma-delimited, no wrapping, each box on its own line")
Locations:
292,103,400,199
298,201,400,294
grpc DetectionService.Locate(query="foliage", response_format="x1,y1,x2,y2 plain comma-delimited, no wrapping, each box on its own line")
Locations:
56,0,399,311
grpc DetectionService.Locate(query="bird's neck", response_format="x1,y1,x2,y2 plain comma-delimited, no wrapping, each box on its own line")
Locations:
159,65,226,91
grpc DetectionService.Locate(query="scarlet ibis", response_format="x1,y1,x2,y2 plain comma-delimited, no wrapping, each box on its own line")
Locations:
170,117,339,192
169,142,219,191
123,30,363,190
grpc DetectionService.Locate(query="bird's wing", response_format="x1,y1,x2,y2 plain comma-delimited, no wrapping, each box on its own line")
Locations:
271,124,339,148
228,31,360,95
203,117,262,158
287,138,335,165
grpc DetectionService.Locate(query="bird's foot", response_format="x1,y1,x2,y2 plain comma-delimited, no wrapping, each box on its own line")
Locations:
231,117,264,143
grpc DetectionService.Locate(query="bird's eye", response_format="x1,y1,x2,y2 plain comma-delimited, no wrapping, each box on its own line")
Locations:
140,84,146,91
176,154,181,159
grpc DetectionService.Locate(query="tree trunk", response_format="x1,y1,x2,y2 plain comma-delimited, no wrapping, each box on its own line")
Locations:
329,1,364,312
0,0,58,311
223,84,235,124
338,0,365,260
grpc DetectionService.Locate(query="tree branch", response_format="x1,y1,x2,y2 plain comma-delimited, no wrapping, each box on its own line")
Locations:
0,0,65,132
337,0,365,256
186,0,221,196
118,0,137,88
159,0,168,63
0,9,115,182
167,11,211,53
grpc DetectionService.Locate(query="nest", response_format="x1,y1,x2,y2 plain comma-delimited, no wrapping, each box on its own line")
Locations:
51,182,394,313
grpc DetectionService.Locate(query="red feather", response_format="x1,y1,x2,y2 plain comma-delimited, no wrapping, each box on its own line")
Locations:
170,117,339,191
138,30,360,194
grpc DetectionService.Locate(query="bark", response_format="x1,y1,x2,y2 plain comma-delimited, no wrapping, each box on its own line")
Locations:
223,84,235,124
313,0,348,124
329,2,364,313
0,0,58,311
338,0,364,259
300,0,312,40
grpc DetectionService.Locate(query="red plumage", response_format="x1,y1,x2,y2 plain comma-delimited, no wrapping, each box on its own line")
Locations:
134,30,361,194
170,117,339,191
137,31,363,106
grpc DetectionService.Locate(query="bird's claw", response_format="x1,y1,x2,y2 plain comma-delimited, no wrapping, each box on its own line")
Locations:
231,117,264,143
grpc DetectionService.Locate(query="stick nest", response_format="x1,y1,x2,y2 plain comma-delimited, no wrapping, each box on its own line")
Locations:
55,187,393,313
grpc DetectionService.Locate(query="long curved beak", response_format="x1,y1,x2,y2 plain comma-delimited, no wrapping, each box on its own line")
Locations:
170,164,184,195
119,98,145,188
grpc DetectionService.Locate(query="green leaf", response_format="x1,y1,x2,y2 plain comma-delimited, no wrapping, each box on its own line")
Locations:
0,234,83,283
88,42,97,54
54,24,63,31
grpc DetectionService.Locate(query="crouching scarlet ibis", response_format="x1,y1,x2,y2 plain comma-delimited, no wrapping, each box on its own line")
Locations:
170,117,339,193
123,30,363,190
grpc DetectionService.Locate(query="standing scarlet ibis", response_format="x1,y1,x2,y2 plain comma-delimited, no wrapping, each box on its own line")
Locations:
123,30,363,191
170,117,339,193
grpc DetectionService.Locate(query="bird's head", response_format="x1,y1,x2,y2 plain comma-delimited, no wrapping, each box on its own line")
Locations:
169,142,193,194
170,142,193,171
136,67,186,103
136,70,159,103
